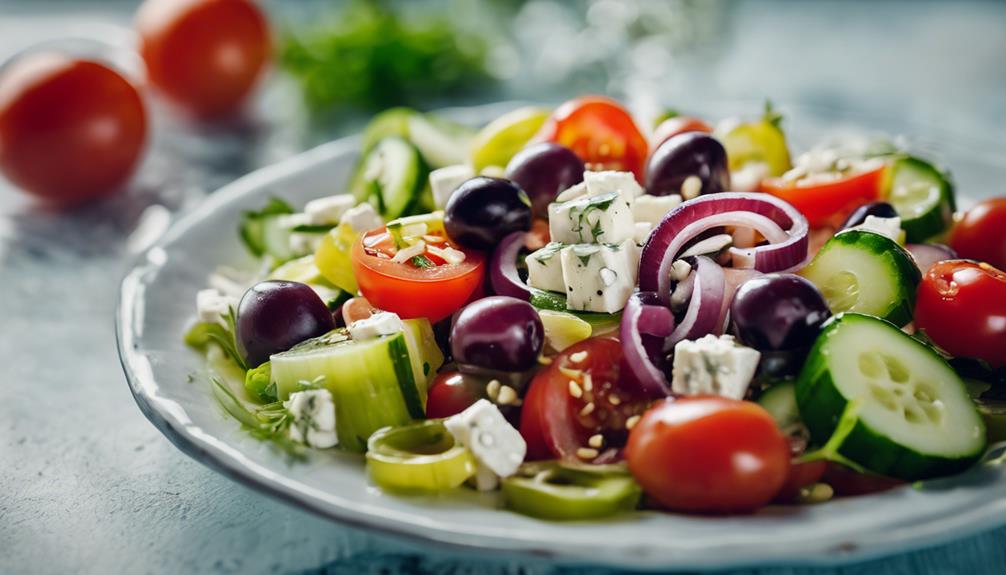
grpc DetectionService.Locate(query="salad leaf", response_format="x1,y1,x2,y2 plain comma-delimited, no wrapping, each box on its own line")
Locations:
239,197,294,258
245,361,276,403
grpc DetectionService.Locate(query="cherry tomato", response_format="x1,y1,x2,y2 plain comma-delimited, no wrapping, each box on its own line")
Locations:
137,0,271,119
821,463,903,497
351,227,485,323
915,260,1006,367
0,54,147,204
626,396,791,514
951,197,1006,271
426,371,485,419
760,164,884,228
651,116,712,149
520,337,649,463
536,96,649,182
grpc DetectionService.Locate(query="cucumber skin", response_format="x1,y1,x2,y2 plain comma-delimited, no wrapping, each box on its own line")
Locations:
796,313,985,481
349,137,429,220
529,288,621,331
886,156,956,243
809,230,921,326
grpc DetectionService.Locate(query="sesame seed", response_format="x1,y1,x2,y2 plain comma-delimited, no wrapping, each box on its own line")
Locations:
582,373,593,392
486,379,501,401
568,380,583,398
579,402,596,416
588,434,603,449
558,366,582,379
576,447,599,460
681,175,702,200
497,385,518,405
626,415,641,430
608,394,622,406
569,351,589,364
538,355,553,366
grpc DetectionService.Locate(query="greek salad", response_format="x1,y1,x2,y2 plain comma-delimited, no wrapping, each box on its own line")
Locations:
186,96,1006,518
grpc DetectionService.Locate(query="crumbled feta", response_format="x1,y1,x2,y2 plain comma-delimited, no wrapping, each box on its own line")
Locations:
390,240,426,264
196,288,235,323
679,233,733,259
671,334,761,400
285,389,338,449
633,222,652,245
526,242,566,293
555,181,588,203
847,215,903,243
348,311,404,340
444,399,526,491
548,191,635,245
339,203,383,233
560,240,638,313
632,194,681,226
430,164,475,208
583,170,644,203
305,195,354,225
427,243,466,264
730,162,770,193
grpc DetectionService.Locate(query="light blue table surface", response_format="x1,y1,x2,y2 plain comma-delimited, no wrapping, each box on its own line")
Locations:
2,1,1005,573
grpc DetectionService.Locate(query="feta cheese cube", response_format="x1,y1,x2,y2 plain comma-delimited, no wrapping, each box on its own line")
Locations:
339,203,383,233
632,194,682,226
430,164,475,208
848,215,903,243
584,170,643,203
444,399,526,490
348,311,404,340
560,240,638,313
526,242,566,293
555,181,587,203
285,389,338,448
196,288,235,323
548,192,635,245
305,195,354,225
671,334,761,400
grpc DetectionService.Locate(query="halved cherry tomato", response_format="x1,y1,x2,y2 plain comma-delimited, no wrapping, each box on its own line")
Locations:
651,116,713,149
760,164,884,228
915,259,1006,367
625,396,791,514
536,96,649,182
351,227,485,323
951,197,1006,271
426,371,486,419
137,0,271,119
520,337,650,463
0,54,147,204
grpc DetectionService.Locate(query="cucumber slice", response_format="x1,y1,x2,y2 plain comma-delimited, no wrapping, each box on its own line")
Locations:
408,114,473,168
238,198,294,258
529,288,621,333
800,230,921,326
259,215,298,261
271,329,427,452
351,137,427,220
884,156,955,243
758,381,801,430
796,313,986,480
470,106,550,171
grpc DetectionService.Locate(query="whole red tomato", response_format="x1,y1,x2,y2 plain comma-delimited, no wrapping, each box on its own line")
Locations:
536,96,649,182
626,396,791,514
951,197,1006,271
137,0,271,119
0,54,147,204
915,259,1006,367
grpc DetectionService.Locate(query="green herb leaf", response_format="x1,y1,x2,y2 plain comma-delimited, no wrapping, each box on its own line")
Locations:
411,254,435,268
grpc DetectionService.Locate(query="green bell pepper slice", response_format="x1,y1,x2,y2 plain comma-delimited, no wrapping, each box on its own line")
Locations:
366,420,476,492
501,462,641,520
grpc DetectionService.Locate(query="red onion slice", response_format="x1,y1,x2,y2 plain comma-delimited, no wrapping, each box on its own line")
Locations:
665,256,726,350
490,231,531,300
620,291,675,397
906,243,957,274
639,192,809,304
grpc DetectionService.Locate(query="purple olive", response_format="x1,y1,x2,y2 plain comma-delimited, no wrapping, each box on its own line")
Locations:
645,132,729,197
444,176,532,250
730,274,831,352
236,280,334,367
840,201,899,230
505,143,585,217
451,295,544,372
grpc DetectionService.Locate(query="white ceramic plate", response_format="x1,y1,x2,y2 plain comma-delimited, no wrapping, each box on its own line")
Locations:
117,102,1006,571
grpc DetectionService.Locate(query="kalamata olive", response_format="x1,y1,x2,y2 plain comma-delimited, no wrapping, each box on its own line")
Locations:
451,295,544,372
645,132,730,197
730,274,831,352
840,201,899,230
236,280,335,367
505,143,585,217
444,176,532,250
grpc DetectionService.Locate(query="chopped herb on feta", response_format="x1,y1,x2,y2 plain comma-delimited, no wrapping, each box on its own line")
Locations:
196,288,235,324
526,242,567,293
671,334,760,400
548,191,635,245
285,389,338,449
560,239,638,313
